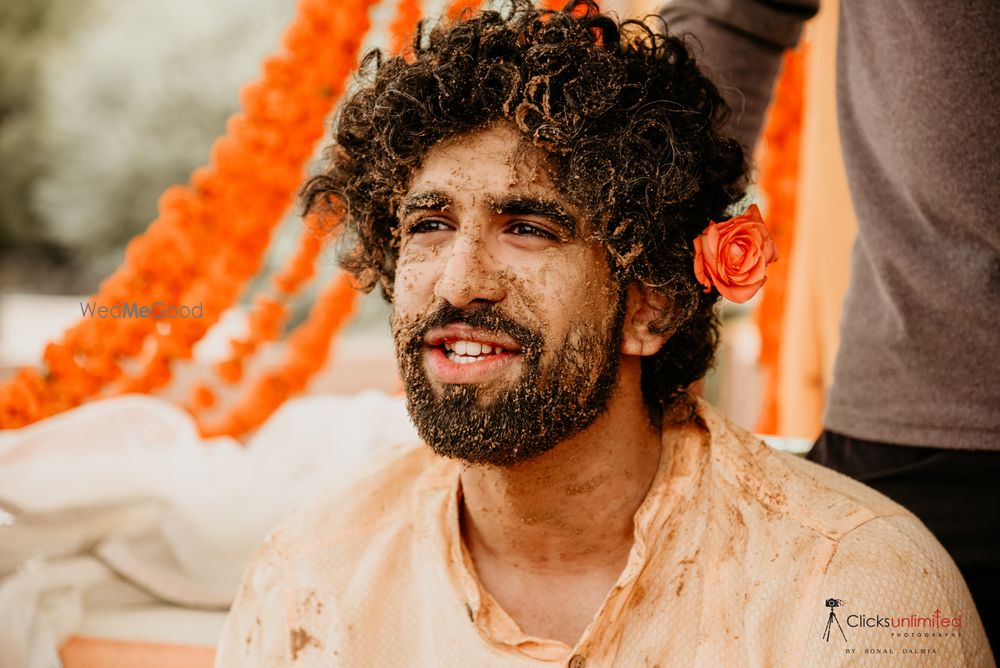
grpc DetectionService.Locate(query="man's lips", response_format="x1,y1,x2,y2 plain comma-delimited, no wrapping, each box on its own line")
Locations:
423,324,522,353
422,324,522,383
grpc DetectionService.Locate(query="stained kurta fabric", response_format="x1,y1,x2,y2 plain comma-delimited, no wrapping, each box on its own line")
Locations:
215,401,992,666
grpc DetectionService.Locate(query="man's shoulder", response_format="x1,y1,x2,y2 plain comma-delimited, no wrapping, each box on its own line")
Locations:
276,440,448,553
218,441,459,667
698,402,912,541
695,405,991,663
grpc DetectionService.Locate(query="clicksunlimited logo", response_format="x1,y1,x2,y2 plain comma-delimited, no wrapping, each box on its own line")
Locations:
79,301,203,319
819,597,964,659
847,608,962,631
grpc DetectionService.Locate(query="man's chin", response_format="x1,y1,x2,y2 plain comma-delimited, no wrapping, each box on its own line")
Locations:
438,383,509,406
421,432,556,468
423,369,520,406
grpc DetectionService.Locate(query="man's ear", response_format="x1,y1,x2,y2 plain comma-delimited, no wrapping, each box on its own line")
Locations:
621,283,672,357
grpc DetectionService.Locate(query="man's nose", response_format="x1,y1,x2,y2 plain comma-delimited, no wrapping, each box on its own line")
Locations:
433,234,506,308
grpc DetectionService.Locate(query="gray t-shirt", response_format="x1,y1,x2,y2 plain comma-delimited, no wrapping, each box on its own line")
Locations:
659,0,1000,450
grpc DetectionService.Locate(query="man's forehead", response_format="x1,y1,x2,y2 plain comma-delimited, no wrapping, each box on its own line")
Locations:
409,124,549,187
400,123,586,225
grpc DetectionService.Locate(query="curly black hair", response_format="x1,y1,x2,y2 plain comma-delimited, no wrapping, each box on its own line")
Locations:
302,0,748,419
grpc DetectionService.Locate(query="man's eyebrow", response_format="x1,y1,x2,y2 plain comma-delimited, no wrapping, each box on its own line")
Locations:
487,194,578,235
397,191,452,219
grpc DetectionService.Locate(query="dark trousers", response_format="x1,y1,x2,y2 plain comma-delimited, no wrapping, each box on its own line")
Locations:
808,431,1000,656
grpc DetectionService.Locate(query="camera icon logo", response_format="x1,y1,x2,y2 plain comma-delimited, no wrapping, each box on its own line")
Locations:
823,598,848,642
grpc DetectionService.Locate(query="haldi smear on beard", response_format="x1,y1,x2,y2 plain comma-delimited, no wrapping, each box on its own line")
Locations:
392,293,626,467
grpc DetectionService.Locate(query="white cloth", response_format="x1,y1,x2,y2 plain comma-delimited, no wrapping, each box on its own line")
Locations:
0,391,416,668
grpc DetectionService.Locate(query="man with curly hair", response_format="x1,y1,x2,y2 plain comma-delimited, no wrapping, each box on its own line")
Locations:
215,2,991,665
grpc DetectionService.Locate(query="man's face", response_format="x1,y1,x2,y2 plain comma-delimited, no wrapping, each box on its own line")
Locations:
390,123,625,467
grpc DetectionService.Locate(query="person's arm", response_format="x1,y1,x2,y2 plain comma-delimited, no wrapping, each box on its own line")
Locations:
658,0,819,152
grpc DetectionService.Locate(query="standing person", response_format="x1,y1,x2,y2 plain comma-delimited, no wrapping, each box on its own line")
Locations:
659,0,1000,653
215,2,991,665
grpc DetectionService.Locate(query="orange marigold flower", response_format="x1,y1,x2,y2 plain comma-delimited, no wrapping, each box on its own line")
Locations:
216,359,244,384
188,382,217,410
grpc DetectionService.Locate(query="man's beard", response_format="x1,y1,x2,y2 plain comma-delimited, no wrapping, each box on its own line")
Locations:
392,297,626,467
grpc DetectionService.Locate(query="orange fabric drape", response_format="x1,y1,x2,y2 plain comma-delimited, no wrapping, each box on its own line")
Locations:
60,637,214,668
755,0,857,437
754,48,806,435
775,0,856,438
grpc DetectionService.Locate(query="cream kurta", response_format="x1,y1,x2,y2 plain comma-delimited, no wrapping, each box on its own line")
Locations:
215,401,992,667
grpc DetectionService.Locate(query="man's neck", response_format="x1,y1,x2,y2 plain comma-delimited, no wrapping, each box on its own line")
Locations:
458,358,665,574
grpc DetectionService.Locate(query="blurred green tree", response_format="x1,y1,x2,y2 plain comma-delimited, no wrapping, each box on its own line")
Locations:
0,0,89,265
1,0,293,294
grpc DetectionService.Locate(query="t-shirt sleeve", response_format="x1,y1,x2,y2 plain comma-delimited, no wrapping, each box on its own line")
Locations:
657,0,819,152
214,532,349,667
799,515,994,667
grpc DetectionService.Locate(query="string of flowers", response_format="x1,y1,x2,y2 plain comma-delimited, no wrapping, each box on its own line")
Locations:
0,0,379,431
183,217,325,415
197,271,360,437
188,0,435,436
116,0,381,407
754,46,806,435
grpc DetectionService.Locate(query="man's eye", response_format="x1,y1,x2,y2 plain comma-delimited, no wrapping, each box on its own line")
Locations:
508,222,556,239
408,219,450,234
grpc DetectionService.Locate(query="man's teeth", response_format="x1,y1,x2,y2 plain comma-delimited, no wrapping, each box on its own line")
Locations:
444,340,503,363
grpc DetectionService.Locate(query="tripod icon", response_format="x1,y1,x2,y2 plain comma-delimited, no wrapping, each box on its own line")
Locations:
823,598,847,642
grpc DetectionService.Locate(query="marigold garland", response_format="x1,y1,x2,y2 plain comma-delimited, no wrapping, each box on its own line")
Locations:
184,215,325,422
186,1,437,436
0,0,381,433
197,272,359,437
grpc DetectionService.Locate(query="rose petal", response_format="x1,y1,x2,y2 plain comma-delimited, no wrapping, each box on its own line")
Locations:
717,278,765,303
733,243,760,274
702,223,721,257
692,236,713,292
725,243,746,266
763,235,778,263
743,259,767,284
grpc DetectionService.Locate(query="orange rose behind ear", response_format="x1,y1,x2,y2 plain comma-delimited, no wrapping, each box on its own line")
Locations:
693,204,778,303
